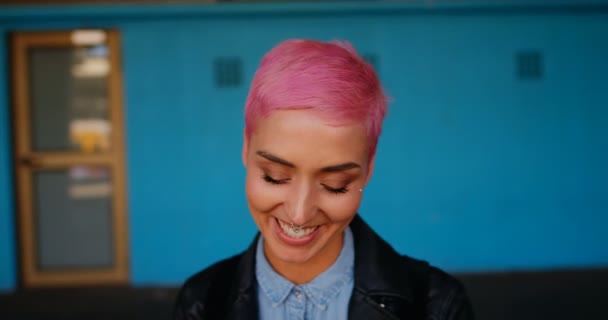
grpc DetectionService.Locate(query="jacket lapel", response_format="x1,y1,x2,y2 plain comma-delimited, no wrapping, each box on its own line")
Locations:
348,215,424,320
226,293,258,320
349,289,402,320
226,235,260,320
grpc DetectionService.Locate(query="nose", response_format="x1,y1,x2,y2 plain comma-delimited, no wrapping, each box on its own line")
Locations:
285,181,317,226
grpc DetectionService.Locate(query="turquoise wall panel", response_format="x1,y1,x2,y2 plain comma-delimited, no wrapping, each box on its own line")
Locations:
0,26,16,292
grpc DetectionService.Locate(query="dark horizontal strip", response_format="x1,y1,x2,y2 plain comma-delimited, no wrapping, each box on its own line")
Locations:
457,267,608,320
1,1,608,22
0,267,606,320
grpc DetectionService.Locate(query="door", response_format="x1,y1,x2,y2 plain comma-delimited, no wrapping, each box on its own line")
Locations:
11,30,129,287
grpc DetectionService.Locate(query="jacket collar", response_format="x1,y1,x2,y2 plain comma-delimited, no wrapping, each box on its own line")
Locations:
347,215,423,319
349,214,415,302
225,233,259,320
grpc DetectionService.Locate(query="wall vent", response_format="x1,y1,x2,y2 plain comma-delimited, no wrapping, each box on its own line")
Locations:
516,51,543,80
214,57,242,88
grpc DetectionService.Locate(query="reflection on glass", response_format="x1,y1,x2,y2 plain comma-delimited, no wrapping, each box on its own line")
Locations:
28,44,112,153
34,166,114,270
70,119,111,154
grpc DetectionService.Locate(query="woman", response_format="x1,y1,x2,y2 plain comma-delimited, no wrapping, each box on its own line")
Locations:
174,39,474,320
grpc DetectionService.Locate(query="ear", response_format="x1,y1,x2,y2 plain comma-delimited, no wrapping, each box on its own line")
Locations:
242,129,249,167
364,152,376,186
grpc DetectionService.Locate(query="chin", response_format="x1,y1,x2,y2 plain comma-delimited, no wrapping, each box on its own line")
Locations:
267,243,317,265
263,223,323,264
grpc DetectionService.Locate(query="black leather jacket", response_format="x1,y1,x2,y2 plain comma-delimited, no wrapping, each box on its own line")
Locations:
174,215,474,320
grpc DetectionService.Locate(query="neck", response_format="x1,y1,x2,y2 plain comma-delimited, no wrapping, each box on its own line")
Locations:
265,231,344,285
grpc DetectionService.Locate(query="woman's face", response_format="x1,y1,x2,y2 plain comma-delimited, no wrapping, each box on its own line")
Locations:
243,109,374,277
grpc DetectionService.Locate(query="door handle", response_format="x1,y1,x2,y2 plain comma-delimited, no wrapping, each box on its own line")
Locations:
20,156,42,167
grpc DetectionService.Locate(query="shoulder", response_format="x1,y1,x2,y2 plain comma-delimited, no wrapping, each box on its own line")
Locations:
349,215,474,319
173,253,243,319
181,253,243,295
401,255,474,320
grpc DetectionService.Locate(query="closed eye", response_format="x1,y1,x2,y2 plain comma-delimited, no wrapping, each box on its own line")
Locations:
322,184,349,194
263,174,289,185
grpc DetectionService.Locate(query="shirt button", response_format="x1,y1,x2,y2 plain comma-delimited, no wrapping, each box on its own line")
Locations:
294,290,301,298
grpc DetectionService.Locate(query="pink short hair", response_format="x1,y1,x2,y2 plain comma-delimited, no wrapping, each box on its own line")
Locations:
244,39,388,157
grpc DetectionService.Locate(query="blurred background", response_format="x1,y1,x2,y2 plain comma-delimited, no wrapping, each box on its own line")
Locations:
0,0,606,319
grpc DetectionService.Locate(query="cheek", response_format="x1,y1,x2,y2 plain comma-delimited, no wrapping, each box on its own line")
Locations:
318,194,362,223
245,171,282,214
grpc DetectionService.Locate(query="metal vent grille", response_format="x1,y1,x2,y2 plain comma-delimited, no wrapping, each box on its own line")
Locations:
516,51,543,80
214,57,242,87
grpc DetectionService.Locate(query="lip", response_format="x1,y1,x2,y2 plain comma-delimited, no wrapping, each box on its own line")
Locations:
273,217,320,246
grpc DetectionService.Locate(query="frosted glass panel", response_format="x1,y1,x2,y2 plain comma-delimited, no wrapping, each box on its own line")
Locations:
28,46,111,153
34,166,114,270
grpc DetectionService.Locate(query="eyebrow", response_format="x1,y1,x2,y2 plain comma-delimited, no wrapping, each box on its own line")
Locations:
256,151,295,168
256,150,361,172
321,162,361,173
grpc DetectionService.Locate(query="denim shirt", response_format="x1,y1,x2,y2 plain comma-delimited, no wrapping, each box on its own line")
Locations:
255,227,355,320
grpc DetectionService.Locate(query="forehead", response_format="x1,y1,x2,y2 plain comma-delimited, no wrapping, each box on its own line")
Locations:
249,109,369,167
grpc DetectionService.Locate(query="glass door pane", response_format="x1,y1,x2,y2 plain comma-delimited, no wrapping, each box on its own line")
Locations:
34,166,114,270
29,45,112,153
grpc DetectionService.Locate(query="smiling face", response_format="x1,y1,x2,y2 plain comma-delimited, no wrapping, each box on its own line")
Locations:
243,109,374,283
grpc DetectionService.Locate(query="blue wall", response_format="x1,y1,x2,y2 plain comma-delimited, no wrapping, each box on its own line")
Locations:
0,29,15,292
1,1,607,292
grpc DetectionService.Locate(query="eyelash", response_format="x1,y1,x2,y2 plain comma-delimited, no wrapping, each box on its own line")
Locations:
262,174,350,194
323,185,350,194
263,174,288,185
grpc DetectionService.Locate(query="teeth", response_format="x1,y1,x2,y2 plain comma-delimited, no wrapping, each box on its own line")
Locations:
277,219,318,238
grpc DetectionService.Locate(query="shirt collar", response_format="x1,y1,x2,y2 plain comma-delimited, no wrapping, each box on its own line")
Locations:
255,235,293,307
255,227,355,310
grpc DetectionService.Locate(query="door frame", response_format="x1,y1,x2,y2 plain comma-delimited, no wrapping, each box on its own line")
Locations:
11,30,129,287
